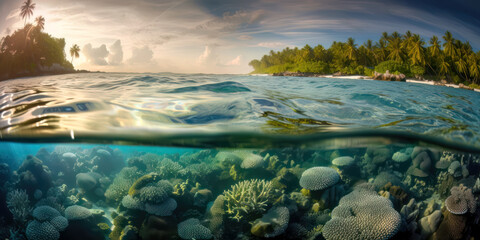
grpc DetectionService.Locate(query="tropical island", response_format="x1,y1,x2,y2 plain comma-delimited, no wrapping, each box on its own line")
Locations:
249,31,480,89
0,0,83,81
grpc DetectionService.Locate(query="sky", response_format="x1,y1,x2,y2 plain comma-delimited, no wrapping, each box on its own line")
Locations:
1,0,480,74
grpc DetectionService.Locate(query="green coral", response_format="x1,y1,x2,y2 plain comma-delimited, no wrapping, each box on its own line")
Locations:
223,179,277,221
128,173,160,196
105,167,143,204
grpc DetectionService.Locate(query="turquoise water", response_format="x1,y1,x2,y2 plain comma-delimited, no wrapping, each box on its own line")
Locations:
1,73,480,240
1,73,479,148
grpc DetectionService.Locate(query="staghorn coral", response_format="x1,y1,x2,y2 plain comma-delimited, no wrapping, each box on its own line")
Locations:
6,189,32,224
322,185,401,240
223,179,277,221
445,184,476,215
299,167,340,191
177,218,212,240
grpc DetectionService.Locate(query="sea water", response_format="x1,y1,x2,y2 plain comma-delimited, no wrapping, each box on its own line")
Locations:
0,73,479,240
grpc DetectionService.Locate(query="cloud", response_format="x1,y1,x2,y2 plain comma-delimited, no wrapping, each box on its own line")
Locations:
127,46,154,65
194,10,265,35
225,55,241,66
83,43,109,65
257,42,286,48
238,35,253,40
108,40,123,65
197,45,216,64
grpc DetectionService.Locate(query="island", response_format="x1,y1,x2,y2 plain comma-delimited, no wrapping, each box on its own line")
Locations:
249,31,480,89
0,0,83,81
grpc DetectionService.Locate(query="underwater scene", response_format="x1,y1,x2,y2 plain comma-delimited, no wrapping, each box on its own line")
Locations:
1,136,480,240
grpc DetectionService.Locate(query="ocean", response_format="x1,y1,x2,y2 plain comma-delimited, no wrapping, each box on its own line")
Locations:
0,73,479,240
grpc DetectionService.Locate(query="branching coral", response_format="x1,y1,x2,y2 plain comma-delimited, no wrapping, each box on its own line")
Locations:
223,179,277,221
6,189,32,224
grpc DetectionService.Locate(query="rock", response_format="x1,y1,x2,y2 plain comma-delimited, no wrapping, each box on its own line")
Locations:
447,161,462,178
193,189,213,208
419,210,442,238
473,178,480,193
373,70,406,81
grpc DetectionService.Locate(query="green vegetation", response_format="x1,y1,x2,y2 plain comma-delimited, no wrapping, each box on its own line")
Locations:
0,0,77,81
249,31,480,86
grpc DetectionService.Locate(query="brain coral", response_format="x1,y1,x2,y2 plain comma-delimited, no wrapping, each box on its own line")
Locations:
322,186,401,240
177,218,212,240
49,216,68,231
65,205,92,220
26,221,60,240
251,206,290,238
33,206,61,222
299,167,340,191
145,197,177,216
445,184,476,215
76,172,98,191
138,180,173,204
332,156,354,167
238,152,265,169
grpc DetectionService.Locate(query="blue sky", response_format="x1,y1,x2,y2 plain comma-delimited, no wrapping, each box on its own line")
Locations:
1,0,479,73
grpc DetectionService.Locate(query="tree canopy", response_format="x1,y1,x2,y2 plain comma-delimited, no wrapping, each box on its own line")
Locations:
249,31,480,87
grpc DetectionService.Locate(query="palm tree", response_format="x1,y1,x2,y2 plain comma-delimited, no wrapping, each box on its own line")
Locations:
428,36,441,58
20,0,36,26
469,54,480,84
70,44,80,64
455,58,468,80
439,55,450,78
375,39,388,62
387,38,404,62
345,37,357,62
442,31,456,60
408,35,425,66
35,16,45,31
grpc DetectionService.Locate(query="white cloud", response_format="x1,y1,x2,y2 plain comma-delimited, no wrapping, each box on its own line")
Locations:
257,42,285,48
127,46,154,65
238,35,253,40
83,43,109,65
108,40,123,65
225,55,241,66
197,45,216,64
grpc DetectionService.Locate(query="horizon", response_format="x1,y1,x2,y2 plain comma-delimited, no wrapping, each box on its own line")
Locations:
1,0,480,74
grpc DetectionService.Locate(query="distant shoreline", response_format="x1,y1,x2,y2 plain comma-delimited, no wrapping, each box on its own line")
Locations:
0,69,98,82
265,72,480,92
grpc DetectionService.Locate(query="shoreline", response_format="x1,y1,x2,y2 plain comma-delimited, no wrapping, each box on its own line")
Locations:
0,69,98,82
268,72,480,92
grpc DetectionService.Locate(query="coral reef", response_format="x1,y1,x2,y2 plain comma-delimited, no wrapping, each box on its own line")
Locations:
223,179,277,221
299,166,340,191
444,184,476,215
322,185,401,240
250,206,289,238
26,206,68,240
177,218,212,240
6,189,31,224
